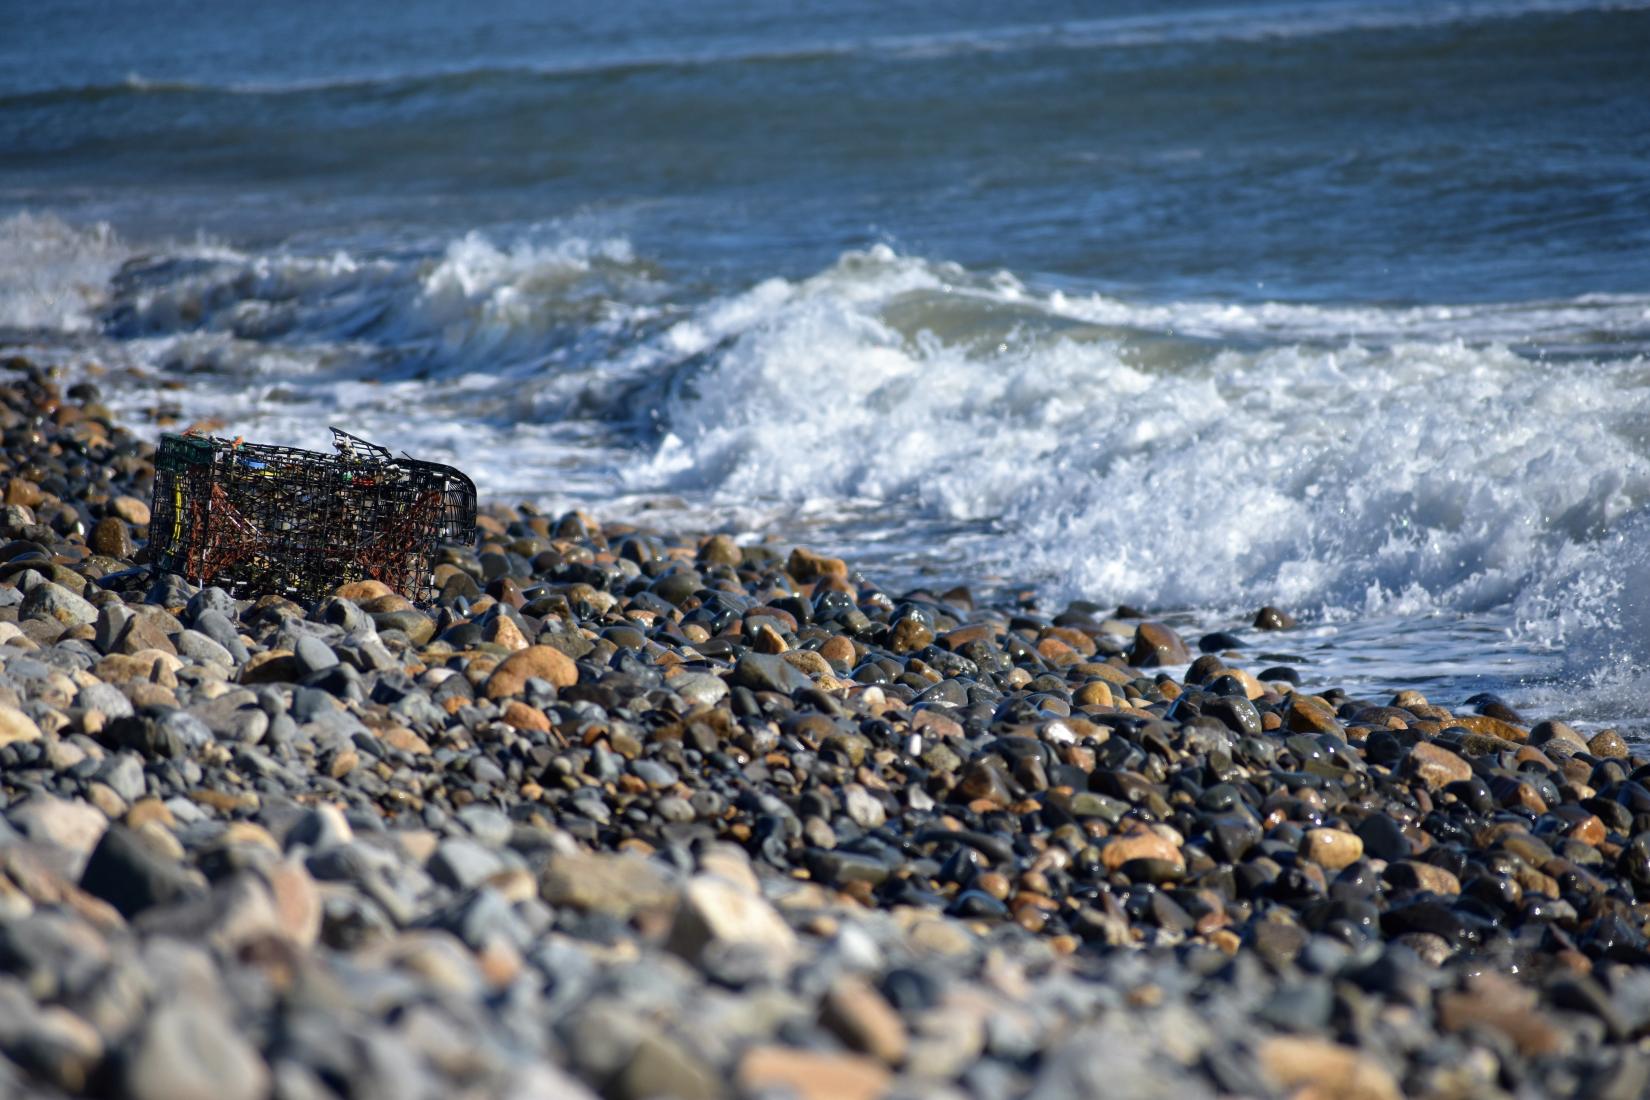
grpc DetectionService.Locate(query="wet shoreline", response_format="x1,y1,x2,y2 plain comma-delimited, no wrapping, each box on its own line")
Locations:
3,358,1650,1098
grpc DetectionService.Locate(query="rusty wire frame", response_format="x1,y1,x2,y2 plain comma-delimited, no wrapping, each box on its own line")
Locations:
149,428,477,605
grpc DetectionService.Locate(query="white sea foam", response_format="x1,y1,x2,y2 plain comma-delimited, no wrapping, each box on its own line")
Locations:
0,214,129,333
631,248,1650,682
10,225,1650,713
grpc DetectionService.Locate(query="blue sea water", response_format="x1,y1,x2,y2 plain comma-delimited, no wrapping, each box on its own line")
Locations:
4,0,1650,724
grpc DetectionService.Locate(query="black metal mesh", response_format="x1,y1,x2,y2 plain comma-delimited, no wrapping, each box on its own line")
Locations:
149,428,477,606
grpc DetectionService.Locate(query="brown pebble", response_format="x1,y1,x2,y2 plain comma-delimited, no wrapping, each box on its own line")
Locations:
501,701,551,732
819,635,856,667
1391,860,1461,895
1129,622,1190,667
1404,742,1472,790
737,1047,889,1100
1301,828,1364,871
1043,626,1098,657
1100,826,1183,873
328,750,359,779
753,622,789,654
110,495,151,525
239,650,299,685
85,783,127,819
1035,636,1081,666
382,727,432,755
1530,719,1588,752
821,976,908,1066
4,477,44,508
335,579,396,603
1589,729,1629,759
1452,713,1529,744
888,619,935,654
1436,974,1564,1055
89,517,134,559
263,858,321,948
1566,815,1606,847
191,788,259,814
484,645,578,698
975,872,1011,901
1286,695,1342,734
1253,606,1297,630
786,547,849,583
484,616,530,652
697,533,742,567
1075,680,1113,708
1258,1036,1401,1100
124,799,175,831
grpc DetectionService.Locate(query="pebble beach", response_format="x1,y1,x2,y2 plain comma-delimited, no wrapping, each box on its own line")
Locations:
5,359,1650,1100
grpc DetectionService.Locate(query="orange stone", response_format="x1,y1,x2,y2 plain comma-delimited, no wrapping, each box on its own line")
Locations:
1452,714,1529,744
484,645,578,698
1258,1037,1401,1100
1404,742,1472,790
819,635,856,666
753,622,790,654
484,615,530,652
737,1047,890,1100
382,727,432,755
1287,695,1342,734
1301,828,1364,871
1566,815,1606,847
501,702,551,733
1043,626,1098,657
1035,636,1081,667
1075,680,1113,708
335,579,395,602
786,547,849,582
1100,826,1183,873
1392,860,1461,895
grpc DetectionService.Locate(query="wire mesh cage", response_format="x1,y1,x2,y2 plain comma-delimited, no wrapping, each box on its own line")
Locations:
149,428,477,606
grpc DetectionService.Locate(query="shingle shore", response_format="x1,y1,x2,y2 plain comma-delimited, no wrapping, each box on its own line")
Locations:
2,358,1649,1100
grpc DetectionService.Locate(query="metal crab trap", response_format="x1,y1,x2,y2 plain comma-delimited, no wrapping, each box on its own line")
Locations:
149,428,477,605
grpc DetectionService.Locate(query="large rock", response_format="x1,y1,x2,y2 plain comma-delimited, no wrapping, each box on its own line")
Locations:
539,851,673,918
79,825,204,919
666,873,797,966
1286,695,1342,734
1258,1036,1401,1100
786,547,848,583
124,1002,270,1100
335,579,395,603
1528,719,1588,755
8,793,108,862
19,582,96,627
1253,606,1298,630
732,652,812,695
1100,826,1183,873
822,975,909,1066
613,1032,719,1100
1129,622,1190,667
133,874,282,952
484,645,578,699
737,1047,889,1100
1403,742,1472,790
265,858,321,948
1451,713,1528,744
1301,828,1363,871
0,703,42,746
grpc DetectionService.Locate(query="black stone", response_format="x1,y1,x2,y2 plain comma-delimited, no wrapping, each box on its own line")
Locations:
79,825,203,918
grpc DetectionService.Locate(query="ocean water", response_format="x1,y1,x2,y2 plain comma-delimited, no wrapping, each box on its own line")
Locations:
4,0,1650,726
